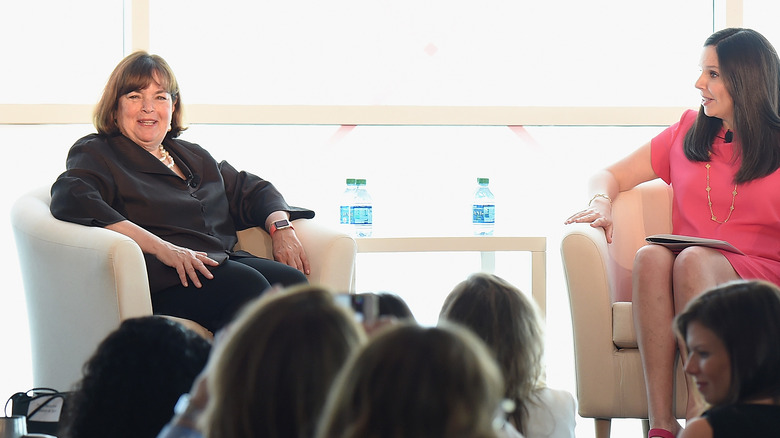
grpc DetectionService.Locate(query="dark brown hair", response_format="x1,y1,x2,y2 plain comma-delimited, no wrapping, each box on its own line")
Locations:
684,28,780,183
93,51,186,137
60,316,210,438
675,279,780,405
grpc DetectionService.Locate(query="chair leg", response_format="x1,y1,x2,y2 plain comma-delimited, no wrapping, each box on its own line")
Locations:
641,419,650,438
595,418,611,438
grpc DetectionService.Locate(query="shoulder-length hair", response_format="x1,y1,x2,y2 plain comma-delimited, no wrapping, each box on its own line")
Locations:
202,285,365,438
675,279,780,405
93,51,186,137
684,28,780,183
317,323,505,438
438,273,545,434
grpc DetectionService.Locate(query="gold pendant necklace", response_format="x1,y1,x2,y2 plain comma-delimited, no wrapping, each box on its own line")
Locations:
705,159,737,223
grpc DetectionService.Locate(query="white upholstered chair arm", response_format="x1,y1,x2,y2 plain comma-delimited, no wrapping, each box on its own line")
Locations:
11,187,151,389
560,180,683,425
560,223,625,417
234,219,356,292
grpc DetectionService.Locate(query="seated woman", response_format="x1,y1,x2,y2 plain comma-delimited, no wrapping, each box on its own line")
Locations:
316,322,523,438
51,51,313,333
60,316,211,438
565,29,780,437
676,279,780,438
157,284,366,438
439,273,576,438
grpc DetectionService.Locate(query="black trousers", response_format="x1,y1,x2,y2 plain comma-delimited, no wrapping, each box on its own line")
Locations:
151,255,308,332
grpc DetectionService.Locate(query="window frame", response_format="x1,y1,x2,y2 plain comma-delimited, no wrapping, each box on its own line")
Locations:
0,0,744,127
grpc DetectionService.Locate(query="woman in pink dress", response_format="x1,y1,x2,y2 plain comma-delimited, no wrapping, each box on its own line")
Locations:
565,28,780,438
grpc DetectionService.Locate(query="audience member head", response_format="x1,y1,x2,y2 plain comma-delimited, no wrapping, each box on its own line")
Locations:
439,272,544,431
675,279,780,406
316,322,508,438
60,316,211,438
202,284,366,438
356,291,416,321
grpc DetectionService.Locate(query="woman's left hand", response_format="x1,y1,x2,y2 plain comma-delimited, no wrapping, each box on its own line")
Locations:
271,229,311,275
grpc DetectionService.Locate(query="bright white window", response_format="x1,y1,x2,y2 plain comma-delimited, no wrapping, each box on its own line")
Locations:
150,0,711,107
743,0,780,50
0,1,124,104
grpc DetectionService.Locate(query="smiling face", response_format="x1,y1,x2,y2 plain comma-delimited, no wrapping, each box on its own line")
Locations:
116,76,175,151
684,321,732,405
695,45,735,130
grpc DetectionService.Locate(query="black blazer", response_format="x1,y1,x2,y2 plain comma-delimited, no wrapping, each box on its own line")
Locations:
51,133,314,292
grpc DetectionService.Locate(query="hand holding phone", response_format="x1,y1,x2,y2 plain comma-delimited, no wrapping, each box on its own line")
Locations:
335,293,379,324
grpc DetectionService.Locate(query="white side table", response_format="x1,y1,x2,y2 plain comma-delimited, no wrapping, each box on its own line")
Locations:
354,236,547,317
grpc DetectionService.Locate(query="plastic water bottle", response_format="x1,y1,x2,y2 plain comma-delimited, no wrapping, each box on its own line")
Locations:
472,177,495,235
339,178,357,232
352,179,373,237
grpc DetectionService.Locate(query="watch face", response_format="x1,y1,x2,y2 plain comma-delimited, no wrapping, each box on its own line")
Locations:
274,219,291,228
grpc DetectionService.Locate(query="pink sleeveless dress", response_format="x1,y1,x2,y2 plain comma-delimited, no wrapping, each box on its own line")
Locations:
651,110,780,284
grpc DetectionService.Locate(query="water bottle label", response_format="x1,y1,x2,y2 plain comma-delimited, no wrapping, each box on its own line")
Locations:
473,204,495,224
351,205,373,225
340,206,351,224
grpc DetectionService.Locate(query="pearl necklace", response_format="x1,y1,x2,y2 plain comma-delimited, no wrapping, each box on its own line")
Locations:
158,145,175,169
705,154,737,223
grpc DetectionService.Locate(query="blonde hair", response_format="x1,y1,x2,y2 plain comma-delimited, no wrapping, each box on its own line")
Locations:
203,285,365,438
439,273,545,433
317,322,505,438
93,51,186,137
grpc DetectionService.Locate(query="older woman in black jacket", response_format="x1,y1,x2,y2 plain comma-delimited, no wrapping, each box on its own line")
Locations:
51,51,313,332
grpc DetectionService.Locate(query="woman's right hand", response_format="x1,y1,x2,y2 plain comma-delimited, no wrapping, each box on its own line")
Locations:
153,241,219,288
564,198,615,244
563,142,656,245
106,220,219,288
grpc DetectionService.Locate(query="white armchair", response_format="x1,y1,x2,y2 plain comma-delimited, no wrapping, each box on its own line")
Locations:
11,186,356,392
560,179,687,438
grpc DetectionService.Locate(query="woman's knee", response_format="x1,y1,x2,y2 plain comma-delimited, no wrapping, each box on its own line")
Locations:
217,261,273,292
632,245,675,301
672,246,738,296
263,264,308,287
634,244,675,273
233,257,308,287
672,246,724,273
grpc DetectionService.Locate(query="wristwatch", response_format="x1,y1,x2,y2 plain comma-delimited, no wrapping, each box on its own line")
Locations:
269,219,294,237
